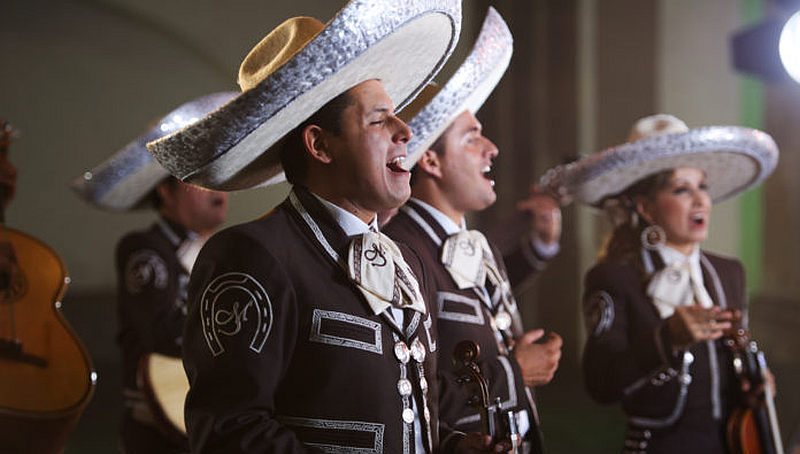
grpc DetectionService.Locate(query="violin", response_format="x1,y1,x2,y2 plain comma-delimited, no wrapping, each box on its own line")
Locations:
453,339,520,452
724,320,784,454
0,120,96,454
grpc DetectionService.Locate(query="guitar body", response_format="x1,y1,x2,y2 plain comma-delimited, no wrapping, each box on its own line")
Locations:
0,226,95,454
138,352,189,442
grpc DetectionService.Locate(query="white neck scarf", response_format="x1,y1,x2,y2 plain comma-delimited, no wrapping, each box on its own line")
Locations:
347,231,426,315
646,244,713,318
441,230,505,292
176,235,207,273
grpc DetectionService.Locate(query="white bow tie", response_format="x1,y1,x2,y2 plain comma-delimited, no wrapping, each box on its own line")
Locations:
347,231,426,315
647,261,713,318
441,230,505,290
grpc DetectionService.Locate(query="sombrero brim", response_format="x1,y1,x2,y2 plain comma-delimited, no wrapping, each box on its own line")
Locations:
547,126,779,206
402,6,512,169
71,92,237,211
147,0,462,191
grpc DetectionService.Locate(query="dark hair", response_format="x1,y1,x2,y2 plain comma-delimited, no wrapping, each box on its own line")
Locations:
599,169,674,263
409,122,452,187
280,91,354,185
148,175,179,209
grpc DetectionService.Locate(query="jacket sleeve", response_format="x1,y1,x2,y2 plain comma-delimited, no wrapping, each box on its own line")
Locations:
499,239,550,291
581,262,681,404
485,210,558,292
116,234,185,357
181,229,311,454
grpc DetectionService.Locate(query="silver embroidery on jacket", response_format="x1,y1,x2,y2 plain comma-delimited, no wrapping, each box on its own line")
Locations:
124,249,168,294
309,309,383,355
200,272,273,357
584,290,615,337
276,416,385,453
437,292,485,325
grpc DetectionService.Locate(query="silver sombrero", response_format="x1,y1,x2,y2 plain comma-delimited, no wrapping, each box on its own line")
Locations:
541,115,779,206
71,92,237,211
400,6,512,168
147,0,462,191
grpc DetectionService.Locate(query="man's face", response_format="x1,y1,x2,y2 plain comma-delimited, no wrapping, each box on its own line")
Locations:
161,180,228,235
437,110,499,214
323,80,412,218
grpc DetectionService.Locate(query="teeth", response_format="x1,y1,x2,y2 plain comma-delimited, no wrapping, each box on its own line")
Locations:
490,180,496,187
390,156,405,165
482,166,491,173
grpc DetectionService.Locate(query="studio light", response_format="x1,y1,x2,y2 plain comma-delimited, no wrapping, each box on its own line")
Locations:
730,0,800,84
731,16,788,82
779,10,800,83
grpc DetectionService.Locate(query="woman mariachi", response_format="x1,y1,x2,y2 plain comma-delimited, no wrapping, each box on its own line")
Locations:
542,114,779,454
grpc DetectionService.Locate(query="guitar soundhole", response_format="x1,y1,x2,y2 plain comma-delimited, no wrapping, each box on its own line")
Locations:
0,269,28,303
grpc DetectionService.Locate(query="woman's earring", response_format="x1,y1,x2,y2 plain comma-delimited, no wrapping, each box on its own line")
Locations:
640,224,666,250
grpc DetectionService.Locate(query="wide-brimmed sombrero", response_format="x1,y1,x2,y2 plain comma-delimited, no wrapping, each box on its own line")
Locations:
147,0,462,191
540,114,779,207
71,92,237,211
399,6,512,169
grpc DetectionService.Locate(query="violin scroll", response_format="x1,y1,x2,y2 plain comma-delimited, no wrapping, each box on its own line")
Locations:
453,340,520,451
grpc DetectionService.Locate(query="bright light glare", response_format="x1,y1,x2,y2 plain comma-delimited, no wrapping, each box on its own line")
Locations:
779,11,800,83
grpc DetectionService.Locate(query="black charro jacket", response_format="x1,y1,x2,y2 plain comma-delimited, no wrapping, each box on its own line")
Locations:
182,187,455,454
582,250,746,454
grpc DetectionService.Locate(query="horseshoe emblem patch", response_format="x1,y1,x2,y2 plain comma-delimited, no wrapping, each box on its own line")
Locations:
200,272,273,357
124,250,168,294
584,290,615,338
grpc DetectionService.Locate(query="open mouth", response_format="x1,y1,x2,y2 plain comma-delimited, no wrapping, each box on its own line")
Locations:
387,156,408,174
690,213,706,227
482,165,496,187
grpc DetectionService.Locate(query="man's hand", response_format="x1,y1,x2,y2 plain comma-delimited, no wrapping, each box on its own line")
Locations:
454,433,512,453
667,305,733,350
513,329,563,386
516,184,561,245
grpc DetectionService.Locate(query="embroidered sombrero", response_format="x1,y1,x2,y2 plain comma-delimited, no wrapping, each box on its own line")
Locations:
71,92,237,211
540,114,779,207
399,6,512,169
147,0,462,191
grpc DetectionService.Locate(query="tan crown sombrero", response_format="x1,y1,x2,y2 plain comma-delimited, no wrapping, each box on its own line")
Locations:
399,6,513,169
147,0,462,191
71,92,237,211
540,114,779,207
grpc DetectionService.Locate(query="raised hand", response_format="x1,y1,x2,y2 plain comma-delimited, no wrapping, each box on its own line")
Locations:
513,329,563,386
667,305,733,350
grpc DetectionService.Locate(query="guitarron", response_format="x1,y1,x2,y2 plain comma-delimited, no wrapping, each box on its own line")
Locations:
0,120,96,454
